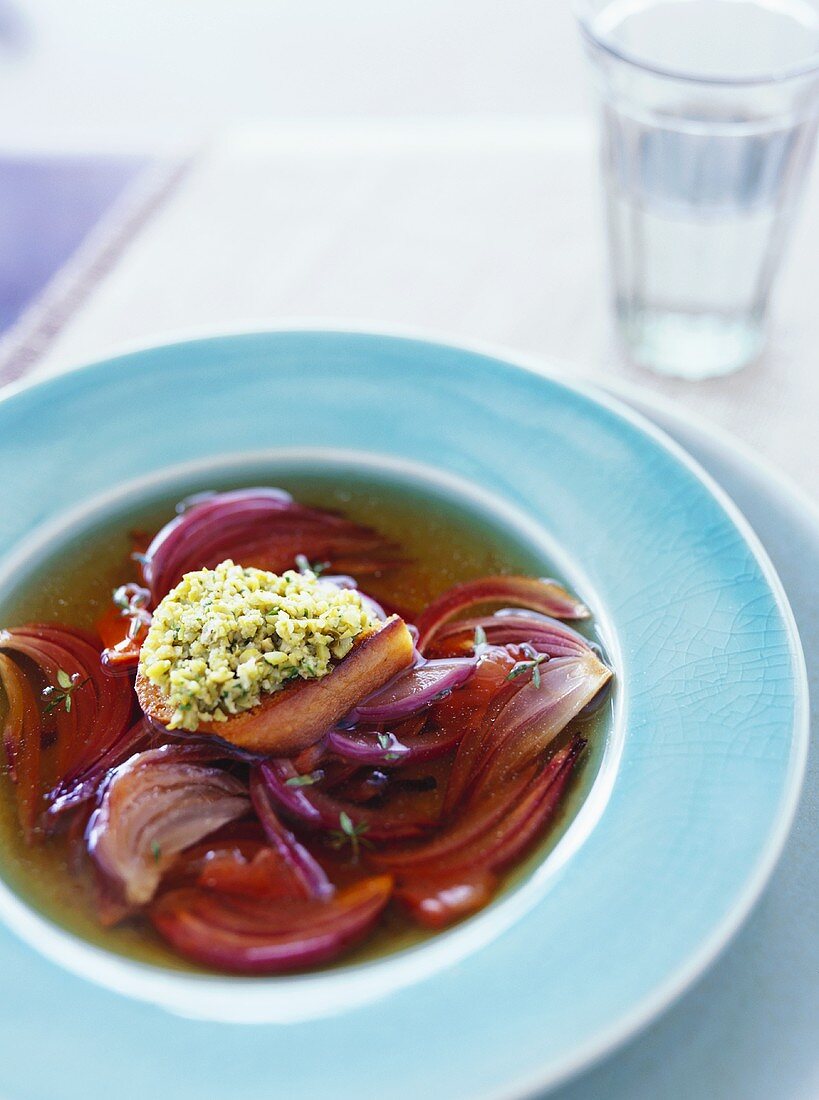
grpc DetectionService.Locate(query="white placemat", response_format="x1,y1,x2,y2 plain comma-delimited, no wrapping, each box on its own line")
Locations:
3,121,817,498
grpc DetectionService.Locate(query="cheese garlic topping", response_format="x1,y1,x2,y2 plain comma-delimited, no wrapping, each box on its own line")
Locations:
139,560,376,730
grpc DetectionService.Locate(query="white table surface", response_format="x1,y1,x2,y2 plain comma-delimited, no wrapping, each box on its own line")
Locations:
0,122,817,1098
2,123,817,501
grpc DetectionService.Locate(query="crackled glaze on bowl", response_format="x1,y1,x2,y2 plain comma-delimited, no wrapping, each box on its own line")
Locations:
0,330,806,1100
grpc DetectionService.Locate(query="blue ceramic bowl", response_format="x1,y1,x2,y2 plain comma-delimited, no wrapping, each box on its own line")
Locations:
0,330,807,1098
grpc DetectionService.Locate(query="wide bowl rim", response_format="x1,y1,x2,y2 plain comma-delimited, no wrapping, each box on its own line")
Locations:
0,323,808,1092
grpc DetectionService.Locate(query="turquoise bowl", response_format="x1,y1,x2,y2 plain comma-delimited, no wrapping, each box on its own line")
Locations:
0,330,807,1098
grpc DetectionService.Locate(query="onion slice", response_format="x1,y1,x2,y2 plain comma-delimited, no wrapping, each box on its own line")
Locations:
468,653,611,801
141,488,402,601
47,718,154,825
347,657,477,724
150,874,393,974
371,767,535,871
428,613,593,659
0,654,42,841
249,769,333,900
260,758,434,839
444,649,610,812
326,728,411,765
395,869,497,929
326,720,463,767
415,576,589,653
197,847,315,901
87,745,250,906
0,625,134,838
377,737,585,927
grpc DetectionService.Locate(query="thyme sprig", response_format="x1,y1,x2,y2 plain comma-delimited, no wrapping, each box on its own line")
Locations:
506,652,550,688
329,811,372,863
42,669,89,715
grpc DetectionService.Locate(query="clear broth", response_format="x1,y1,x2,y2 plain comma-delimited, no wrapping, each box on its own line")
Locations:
0,468,611,972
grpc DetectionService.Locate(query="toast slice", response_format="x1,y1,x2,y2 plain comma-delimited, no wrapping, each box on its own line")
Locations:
136,614,415,756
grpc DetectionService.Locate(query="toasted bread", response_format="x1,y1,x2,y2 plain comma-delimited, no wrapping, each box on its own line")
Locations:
136,614,414,756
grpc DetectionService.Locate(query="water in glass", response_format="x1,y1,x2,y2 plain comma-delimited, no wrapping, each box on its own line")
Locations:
586,0,819,377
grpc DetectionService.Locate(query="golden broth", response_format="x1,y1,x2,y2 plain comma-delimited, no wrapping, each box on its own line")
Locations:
0,469,610,972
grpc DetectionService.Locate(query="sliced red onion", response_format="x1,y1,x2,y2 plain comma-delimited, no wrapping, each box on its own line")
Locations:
380,737,585,887
0,653,42,841
347,657,478,724
177,487,293,513
415,575,590,652
249,769,333,900
395,869,497,929
430,612,593,659
326,728,410,766
327,721,464,767
469,653,611,801
87,745,250,906
1,627,98,771
371,768,534,871
260,759,433,839
6,626,134,776
0,625,134,840
47,718,154,825
443,648,610,811
150,874,393,974
493,607,591,634
197,846,315,901
141,488,400,601
442,673,522,816
465,737,585,872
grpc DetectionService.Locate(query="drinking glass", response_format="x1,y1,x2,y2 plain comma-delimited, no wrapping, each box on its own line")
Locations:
575,0,819,379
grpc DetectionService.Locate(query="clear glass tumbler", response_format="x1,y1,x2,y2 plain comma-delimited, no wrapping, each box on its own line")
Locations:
575,0,819,379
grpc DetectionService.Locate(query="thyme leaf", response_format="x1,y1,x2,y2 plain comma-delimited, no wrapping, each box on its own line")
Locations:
285,770,324,788
329,811,372,863
42,669,89,715
506,653,550,684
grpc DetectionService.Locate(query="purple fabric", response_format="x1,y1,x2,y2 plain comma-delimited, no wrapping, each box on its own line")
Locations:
0,154,145,331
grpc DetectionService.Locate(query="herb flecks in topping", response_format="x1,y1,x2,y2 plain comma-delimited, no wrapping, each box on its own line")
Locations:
329,811,372,863
285,770,324,788
139,561,377,731
151,840,162,863
473,625,488,650
42,669,89,715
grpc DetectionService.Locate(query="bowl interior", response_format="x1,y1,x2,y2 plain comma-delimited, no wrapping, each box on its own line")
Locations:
0,449,621,1018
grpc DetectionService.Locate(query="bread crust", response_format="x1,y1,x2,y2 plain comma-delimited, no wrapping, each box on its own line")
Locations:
136,614,415,755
